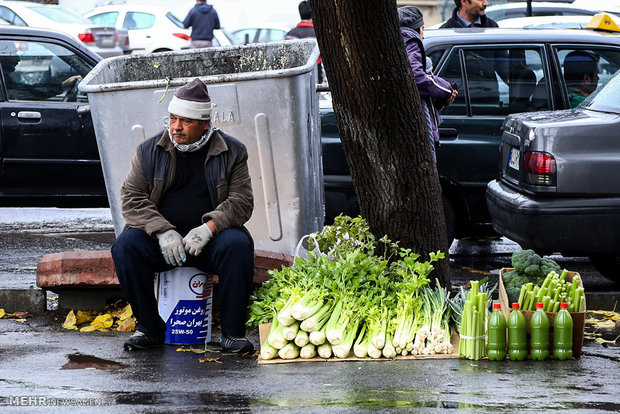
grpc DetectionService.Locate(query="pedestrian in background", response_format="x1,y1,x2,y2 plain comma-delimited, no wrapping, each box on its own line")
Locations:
285,1,323,83
398,6,457,162
183,0,220,48
112,78,255,354
440,0,498,28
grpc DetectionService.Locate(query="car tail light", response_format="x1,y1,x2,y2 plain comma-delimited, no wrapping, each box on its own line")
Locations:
173,33,190,41
78,32,95,44
523,151,556,186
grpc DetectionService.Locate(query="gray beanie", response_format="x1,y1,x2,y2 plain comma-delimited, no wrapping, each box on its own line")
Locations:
168,78,212,121
398,6,424,30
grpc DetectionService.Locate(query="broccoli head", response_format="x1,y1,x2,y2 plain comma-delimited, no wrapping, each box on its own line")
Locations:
506,286,522,304
540,257,561,277
512,249,542,276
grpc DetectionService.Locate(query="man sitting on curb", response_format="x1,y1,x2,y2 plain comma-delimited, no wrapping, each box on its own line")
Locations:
111,78,255,354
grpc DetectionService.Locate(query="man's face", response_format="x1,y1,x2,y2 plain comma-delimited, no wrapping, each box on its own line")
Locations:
169,114,210,145
583,71,600,94
462,0,489,19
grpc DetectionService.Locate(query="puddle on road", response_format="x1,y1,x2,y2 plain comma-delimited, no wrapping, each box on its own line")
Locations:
61,353,128,370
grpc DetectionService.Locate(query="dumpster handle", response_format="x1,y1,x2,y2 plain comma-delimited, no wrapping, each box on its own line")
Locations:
157,77,173,104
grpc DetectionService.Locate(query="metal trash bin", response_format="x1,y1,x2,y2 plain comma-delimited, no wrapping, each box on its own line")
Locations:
79,40,323,255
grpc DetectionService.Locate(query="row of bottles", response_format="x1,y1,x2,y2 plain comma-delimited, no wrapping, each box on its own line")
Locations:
487,302,573,361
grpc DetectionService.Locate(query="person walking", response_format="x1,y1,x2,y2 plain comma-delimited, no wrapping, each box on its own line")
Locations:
112,78,255,354
183,0,221,48
398,6,457,162
440,0,498,28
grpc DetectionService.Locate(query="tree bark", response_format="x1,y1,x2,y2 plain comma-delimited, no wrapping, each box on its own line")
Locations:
310,0,451,286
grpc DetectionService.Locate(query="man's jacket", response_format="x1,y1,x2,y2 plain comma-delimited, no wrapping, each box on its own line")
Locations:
440,7,499,28
183,3,220,40
120,129,253,236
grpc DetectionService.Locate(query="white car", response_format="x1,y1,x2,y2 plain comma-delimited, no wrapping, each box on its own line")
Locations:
0,1,122,58
83,4,235,54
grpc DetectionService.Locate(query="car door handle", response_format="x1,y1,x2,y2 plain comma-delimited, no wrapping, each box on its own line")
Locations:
439,128,458,140
16,111,41,120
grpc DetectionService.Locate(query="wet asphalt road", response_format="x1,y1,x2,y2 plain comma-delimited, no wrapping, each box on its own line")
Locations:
0,208,619,412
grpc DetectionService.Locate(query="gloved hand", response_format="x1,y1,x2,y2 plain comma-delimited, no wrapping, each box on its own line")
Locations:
183,223,213,256
156,229,186,267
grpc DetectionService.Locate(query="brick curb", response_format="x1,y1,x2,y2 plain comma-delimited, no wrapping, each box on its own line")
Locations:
36,249,293,291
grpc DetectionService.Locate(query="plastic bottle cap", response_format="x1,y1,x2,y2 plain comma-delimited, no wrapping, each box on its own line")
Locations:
511,303,520,309
493,303,501,310
536,302,544,309
560,302,568,309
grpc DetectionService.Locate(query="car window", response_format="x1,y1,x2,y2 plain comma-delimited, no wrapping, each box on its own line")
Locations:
0,6,26,26
88,12,119,27
437,46,547,116
166,12,185,29
584,70,620,113
0,40,92,103
123,12,155,30
258,29,286,42
29,6,91,24
554,46,620,108
233,29,255,44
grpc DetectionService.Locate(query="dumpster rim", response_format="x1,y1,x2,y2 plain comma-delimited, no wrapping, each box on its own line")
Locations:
79,39,320,94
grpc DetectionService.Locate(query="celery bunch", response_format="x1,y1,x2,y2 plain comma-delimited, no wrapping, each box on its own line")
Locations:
458,280,487,360
248,215,447,361
518,270,585,312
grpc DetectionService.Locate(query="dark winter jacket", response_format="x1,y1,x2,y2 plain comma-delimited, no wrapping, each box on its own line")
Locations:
401,27,453,160
284,21,316,39
183,3,220,41
440,7,499,28
120,129,253,236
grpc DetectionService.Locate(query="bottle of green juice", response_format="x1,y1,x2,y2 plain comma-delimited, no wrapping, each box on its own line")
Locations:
488,303,506,361
508,303,527,361
530,302,550,360
553,302,573,360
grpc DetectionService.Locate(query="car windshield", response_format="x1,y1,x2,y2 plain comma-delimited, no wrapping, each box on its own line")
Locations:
582,70,620,113
30,6,91,24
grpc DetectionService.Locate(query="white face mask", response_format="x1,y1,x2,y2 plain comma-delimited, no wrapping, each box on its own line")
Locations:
166,118,216,153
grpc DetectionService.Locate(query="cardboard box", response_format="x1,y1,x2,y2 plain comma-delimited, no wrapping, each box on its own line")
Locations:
257,323,460,364
498,268,585,358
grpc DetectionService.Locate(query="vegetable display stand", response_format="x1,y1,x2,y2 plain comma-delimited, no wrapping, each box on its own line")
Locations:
498,268,586,357
257,323,460,364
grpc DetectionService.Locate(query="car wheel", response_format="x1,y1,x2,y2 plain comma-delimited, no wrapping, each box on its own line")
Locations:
589,254,620,281
152,48,172,53
442,195,455,245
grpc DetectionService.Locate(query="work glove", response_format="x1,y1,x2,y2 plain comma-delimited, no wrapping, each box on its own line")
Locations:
156,229,186,267
183,223,213,256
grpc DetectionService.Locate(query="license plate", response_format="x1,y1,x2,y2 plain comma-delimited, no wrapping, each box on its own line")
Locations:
508,147,520,170
99,35,114,47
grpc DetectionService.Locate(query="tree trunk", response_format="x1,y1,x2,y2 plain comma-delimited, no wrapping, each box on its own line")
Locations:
310,0,451,286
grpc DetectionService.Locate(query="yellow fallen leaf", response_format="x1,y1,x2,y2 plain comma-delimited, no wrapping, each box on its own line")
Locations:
115,317,136,332
11,318,27,323
62,310,78,330
118,304,133,320
154,62,161,69
0,309,4,318
76,310,97,325
594,336,620,345
176,347,207,354
79,325,98,332
198,357,222,363
91,314,114,329
6,312,29,319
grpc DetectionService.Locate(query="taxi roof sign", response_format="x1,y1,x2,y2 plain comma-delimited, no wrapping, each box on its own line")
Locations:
586,13,620,32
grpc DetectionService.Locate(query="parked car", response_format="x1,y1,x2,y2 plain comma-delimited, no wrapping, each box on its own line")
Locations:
0,1,122,58
322,27,620,241
0,25,106,207
83,4,235,53
485,1,603,21
486,70,620,281
231,26,288,44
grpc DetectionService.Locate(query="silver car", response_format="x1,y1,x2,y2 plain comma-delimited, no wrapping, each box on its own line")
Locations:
486,70,620,280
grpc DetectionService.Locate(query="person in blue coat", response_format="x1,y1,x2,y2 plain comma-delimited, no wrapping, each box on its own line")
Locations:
184,0,221,48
